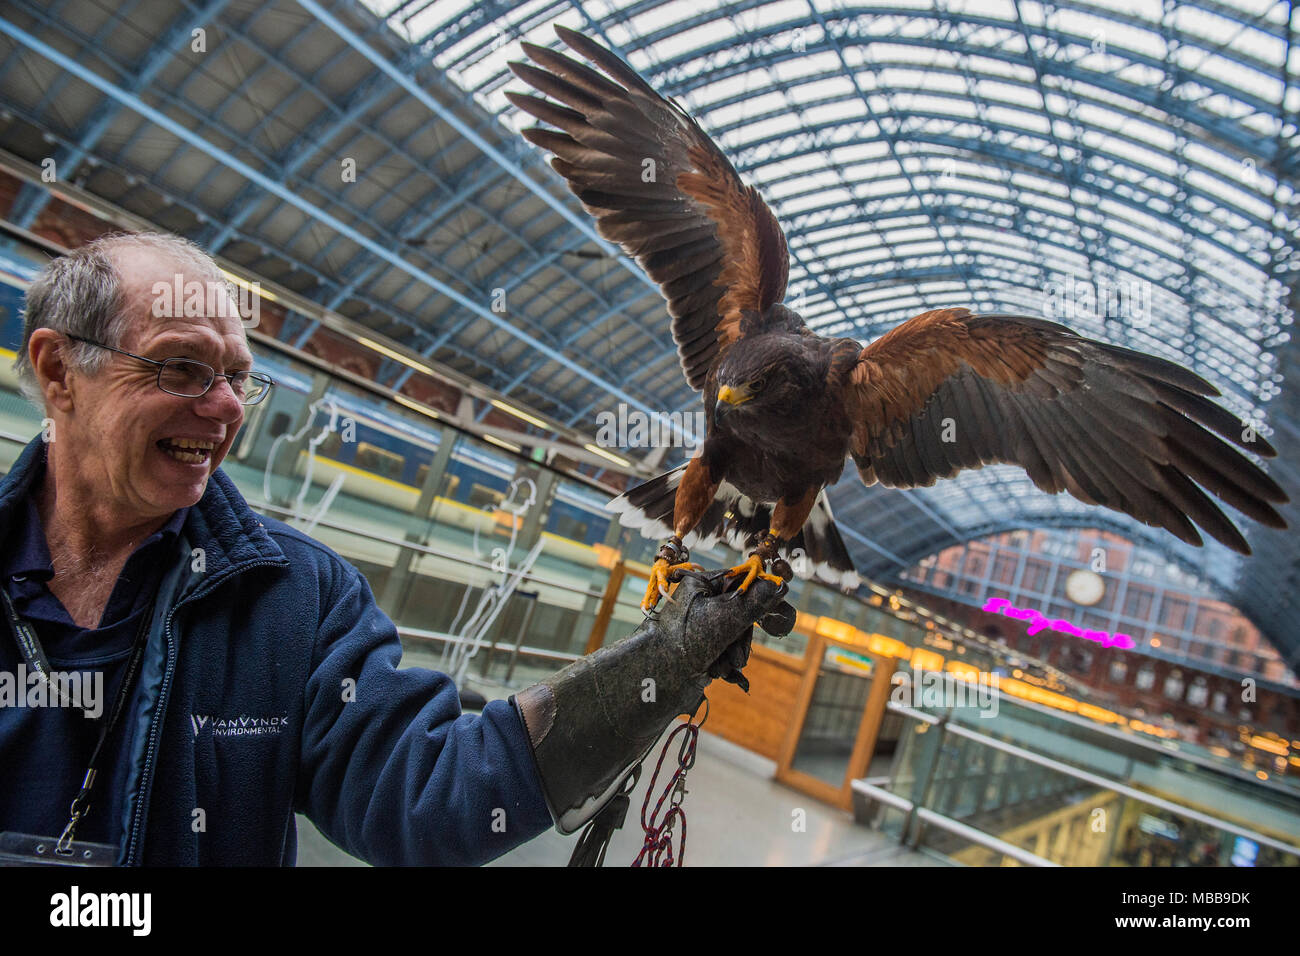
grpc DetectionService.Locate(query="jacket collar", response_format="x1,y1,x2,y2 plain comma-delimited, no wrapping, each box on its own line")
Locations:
0,436,286,584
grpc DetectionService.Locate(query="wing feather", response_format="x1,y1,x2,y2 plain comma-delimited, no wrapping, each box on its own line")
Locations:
508,26,791,391
844,308,1288,554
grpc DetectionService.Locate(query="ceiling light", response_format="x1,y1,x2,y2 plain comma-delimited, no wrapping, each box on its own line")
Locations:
357,335,435,376
584,443,631,467
490,398,550,430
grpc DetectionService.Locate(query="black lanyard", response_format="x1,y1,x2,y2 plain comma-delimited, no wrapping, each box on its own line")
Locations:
0,586,154,854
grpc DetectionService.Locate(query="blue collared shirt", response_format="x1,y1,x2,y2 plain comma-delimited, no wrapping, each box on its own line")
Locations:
0,450,187,846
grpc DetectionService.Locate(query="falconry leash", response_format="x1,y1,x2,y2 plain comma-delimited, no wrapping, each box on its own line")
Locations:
566,699,708,868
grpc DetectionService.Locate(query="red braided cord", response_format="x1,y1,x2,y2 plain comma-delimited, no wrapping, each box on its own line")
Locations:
633,720,699,867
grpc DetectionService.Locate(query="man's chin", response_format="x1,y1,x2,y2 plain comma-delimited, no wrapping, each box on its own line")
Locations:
156,490,205,516
148,475,211,513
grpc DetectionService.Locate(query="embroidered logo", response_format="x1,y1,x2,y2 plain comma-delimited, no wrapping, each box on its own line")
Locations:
190,713,290,739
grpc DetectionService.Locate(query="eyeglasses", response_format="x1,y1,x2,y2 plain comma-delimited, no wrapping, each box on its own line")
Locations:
64,334,273,406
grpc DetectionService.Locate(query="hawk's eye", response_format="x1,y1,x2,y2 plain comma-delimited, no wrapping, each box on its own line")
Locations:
751,377,765,392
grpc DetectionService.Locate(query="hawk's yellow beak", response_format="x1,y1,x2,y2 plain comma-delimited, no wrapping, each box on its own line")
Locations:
718,384,752,405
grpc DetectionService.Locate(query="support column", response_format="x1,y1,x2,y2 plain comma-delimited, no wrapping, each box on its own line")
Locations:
379,426,458,618
573,515,631,652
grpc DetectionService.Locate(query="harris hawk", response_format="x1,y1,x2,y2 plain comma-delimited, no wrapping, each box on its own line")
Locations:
507,26,1289,612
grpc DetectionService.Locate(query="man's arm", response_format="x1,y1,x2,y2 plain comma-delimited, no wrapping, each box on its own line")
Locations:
294,559,552,866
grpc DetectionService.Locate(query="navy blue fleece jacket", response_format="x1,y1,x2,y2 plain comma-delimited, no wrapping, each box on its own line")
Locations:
0,436,554,865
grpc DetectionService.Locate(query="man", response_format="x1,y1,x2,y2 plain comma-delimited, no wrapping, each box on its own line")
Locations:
0,232,792,865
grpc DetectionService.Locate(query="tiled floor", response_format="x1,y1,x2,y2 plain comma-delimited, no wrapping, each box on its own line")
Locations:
294,722,940,867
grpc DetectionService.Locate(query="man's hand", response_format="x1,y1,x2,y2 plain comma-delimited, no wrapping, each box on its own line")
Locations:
512,567,795,833
666,568,795,693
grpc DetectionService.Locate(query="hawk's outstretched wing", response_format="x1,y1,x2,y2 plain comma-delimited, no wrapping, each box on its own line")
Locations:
840,308,1287,554
507,26,791,391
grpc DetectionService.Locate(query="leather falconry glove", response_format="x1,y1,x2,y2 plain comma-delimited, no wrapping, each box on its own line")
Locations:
512,570,796,834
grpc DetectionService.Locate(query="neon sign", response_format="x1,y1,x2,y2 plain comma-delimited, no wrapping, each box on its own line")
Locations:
982,597,1136,650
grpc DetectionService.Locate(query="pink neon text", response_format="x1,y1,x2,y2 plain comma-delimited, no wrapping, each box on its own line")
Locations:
981,597,1136,650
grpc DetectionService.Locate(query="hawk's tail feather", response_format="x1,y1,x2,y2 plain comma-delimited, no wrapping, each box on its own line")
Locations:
604,464,861,591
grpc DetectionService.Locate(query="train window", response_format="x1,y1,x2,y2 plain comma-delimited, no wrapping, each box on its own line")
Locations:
268,411,292,438
468,483,504,509
415,464,429,488
356,442,406,481
551,513,589,543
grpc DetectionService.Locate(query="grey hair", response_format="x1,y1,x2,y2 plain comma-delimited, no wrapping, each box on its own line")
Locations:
15,231,231,407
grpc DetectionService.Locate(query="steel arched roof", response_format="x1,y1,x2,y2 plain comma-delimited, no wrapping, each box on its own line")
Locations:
0,0,1294,667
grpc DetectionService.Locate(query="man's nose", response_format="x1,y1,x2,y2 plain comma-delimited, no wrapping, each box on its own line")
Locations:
195,376,244,424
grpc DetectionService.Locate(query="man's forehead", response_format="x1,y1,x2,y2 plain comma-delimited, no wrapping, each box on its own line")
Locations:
111,247,251,357
139,315,250,353
112,246,193,293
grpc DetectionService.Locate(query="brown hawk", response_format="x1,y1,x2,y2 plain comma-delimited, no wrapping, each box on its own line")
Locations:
507,26,1288,611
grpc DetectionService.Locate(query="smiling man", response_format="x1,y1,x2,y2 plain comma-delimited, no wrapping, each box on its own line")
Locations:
0,232,792,866
18,239,251,629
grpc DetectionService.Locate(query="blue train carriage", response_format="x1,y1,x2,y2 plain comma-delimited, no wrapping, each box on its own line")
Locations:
237,359,617,568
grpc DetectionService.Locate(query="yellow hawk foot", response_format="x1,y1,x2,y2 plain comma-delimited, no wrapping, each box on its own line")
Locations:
641,556,705,612
723,552,787,595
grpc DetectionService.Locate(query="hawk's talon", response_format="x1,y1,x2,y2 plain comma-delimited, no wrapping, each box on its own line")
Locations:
723,552,786,597
667,562,705,583
641,556,705,612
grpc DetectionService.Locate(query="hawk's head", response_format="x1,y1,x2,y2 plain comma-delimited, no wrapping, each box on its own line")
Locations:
713,334,822,425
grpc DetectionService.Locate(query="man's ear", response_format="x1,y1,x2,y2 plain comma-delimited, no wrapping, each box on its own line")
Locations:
28,329,75,413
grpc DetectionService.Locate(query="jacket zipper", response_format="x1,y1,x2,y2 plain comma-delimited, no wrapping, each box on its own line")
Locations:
123,558,286,865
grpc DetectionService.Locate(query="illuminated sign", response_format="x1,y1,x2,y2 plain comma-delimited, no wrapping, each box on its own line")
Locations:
982,597,1136,650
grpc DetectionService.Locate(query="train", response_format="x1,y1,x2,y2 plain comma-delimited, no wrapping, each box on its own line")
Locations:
238,353,622,553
